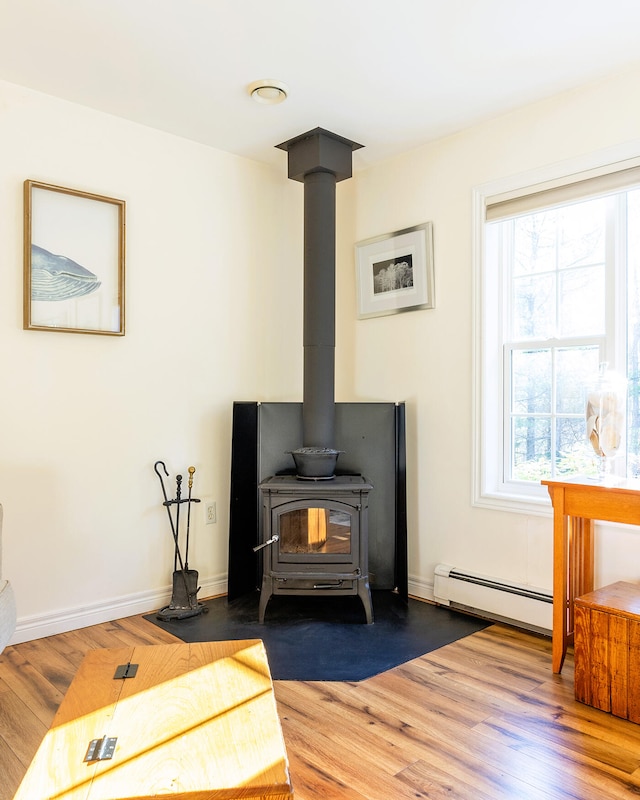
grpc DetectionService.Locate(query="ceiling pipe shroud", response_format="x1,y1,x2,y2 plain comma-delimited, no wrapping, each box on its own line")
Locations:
276,128,363,469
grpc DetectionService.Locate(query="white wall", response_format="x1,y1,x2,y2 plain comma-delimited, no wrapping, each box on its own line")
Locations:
0,79,301,641
347,65,640,601
7,63,640,642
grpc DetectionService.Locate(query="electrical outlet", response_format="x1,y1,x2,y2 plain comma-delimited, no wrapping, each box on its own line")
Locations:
205,501,217,525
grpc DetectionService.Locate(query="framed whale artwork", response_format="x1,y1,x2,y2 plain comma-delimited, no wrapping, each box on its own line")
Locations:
23,180,126,335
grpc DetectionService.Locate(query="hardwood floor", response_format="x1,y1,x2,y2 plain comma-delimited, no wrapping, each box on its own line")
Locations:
1,608,640,799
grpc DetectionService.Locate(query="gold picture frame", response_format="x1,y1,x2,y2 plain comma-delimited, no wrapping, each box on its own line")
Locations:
24,180,126,335
355,222,434,319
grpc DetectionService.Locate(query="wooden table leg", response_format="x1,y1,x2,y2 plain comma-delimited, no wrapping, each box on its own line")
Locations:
567,514,594,650
553,509,594,674
570,515,594,601
552,497,569,674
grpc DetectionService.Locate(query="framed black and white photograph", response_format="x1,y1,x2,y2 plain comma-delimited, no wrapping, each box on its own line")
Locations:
24,180,126,335
355,222,434,319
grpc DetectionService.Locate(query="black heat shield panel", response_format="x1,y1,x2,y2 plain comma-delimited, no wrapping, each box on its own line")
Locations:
227,401,407,601
395,404,408,601
228,401,259,600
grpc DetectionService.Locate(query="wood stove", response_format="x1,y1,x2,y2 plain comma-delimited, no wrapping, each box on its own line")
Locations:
257,475,373,623
253,128,376,623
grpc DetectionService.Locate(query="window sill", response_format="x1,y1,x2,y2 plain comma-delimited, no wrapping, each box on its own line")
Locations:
473,489,552,517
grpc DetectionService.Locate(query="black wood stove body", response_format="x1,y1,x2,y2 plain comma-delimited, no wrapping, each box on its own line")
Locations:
257,475,374,623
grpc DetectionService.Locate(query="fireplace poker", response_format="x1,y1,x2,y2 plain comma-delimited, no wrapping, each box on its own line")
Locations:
154,460,177,545
173,475,184,569
185,466,195,569
154,462,188,577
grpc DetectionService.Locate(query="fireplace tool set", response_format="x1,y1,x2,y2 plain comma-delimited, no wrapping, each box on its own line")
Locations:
154,460,207,621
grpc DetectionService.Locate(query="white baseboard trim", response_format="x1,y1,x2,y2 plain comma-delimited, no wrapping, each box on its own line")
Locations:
408,575,435,602
9,574,228,645
10,575,438,645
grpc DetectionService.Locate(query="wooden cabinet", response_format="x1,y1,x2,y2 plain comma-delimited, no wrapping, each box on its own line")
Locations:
574,581,640,723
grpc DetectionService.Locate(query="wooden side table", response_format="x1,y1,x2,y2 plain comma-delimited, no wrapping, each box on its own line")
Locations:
13,640,293,800
542,476,640,674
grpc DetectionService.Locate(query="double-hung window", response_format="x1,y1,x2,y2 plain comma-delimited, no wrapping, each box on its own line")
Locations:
476,161,640,511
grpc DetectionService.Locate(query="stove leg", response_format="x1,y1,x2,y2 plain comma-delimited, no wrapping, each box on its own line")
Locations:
359,576,374,624
258,575,273,623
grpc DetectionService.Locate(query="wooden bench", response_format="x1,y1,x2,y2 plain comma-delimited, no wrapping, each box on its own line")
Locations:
574,581,640,723
13,640,294,799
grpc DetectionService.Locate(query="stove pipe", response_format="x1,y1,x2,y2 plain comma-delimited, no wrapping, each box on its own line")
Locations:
276,129,363,452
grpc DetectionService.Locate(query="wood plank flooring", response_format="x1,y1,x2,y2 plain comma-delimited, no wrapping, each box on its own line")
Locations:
1,606,640,799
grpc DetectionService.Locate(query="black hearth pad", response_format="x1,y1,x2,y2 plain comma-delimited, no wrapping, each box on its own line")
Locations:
144,591,489,681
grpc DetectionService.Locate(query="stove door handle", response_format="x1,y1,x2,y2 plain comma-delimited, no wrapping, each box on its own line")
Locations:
253,534,280,553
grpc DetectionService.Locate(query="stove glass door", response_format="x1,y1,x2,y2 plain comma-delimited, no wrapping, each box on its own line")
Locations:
278,506,352,556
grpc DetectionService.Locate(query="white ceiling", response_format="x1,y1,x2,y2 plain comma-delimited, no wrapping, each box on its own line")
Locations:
1,0,640,171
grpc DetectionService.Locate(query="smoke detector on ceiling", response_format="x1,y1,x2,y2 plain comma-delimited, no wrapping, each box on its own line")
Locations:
248,79,289,105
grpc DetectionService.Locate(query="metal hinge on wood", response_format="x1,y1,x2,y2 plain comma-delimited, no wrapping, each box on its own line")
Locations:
114,662,138,679
84,736,117,762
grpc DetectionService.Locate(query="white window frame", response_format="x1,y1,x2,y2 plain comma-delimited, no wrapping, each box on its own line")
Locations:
472,145,640,515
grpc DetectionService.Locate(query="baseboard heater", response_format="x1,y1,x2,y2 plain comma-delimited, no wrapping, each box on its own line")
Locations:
433,564,552,634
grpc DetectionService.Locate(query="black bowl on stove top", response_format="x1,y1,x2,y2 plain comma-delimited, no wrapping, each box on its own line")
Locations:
288,447,344,479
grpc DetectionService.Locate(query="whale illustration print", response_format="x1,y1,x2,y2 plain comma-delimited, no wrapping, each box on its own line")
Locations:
31,244,101,301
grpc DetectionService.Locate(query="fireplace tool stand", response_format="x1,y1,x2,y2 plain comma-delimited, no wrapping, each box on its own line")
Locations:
154,460,207,621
